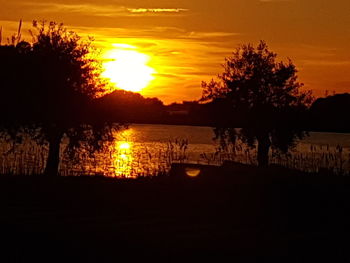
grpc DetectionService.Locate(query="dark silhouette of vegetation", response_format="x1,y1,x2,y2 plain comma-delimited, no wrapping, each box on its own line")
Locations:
0,21,119,176
95,89,165,124
93,91,350,132
202,41,313,167
310,93,350,132
95,93,214,126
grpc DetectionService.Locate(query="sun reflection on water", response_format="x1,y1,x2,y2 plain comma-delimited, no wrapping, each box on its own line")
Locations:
112,130,134,178
93,127,191,178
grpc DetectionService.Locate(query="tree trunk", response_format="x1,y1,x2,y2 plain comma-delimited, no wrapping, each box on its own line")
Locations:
257,132,271,167
44,132,62,176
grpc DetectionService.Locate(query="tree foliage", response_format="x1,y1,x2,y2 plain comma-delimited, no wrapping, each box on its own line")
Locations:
202,41,313,166
0,21,119,175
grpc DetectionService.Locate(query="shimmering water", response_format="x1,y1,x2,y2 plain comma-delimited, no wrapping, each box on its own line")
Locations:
61,125,217,177
1,124,350,176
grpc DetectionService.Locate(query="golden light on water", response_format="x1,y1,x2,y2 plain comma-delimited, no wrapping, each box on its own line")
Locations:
111,128,135,178
119,142,131,150
102,44,156,93
113,140,133,177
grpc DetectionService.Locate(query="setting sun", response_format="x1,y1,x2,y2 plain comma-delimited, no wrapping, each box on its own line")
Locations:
102,44,156,93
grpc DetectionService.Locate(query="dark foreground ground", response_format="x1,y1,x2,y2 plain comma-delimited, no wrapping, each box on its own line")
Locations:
0,163,349,262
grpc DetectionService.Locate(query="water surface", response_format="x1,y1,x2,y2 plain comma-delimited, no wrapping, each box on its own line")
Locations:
1,124,349,176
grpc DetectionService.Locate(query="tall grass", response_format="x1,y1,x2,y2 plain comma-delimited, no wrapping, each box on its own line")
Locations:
0,136,190,177
199,140,350,175
270,144,349,175
0,134,348,177
60,138,189,177
0,137,47,175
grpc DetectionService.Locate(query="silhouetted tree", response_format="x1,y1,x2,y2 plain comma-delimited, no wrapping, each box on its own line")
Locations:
202,41,313,167
0,21,118,175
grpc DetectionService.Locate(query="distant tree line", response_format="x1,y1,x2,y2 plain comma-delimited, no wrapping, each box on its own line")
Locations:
309,93,350,133
96,90,350,133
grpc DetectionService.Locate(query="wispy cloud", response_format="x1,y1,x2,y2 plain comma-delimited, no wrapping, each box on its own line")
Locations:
301,60,350,66
127,8,189,14
259,0,293,2
22,2,189,17
73,25,239,103
24,2,122,17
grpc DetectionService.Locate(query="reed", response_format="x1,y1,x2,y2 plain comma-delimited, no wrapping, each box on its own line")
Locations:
269,144,349,175
0,133,348,177
58,138,189,177
205,140,350,175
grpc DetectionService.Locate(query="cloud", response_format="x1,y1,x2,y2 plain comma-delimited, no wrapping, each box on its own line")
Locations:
22,2,189,17
301,60,350,66
53,23,239,103
259,0,293,2
23,2,123,17
127,8,189,14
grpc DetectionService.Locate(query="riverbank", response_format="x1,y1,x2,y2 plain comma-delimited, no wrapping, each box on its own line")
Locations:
0,164,349,262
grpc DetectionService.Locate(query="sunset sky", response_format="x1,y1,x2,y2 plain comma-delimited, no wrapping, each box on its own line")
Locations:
1,0,350,104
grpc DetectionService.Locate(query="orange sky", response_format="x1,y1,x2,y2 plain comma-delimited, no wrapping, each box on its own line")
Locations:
1,0,350,104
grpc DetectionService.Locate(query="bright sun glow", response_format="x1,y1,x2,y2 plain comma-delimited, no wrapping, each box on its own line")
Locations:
102,44,156,92
119,142,131,150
